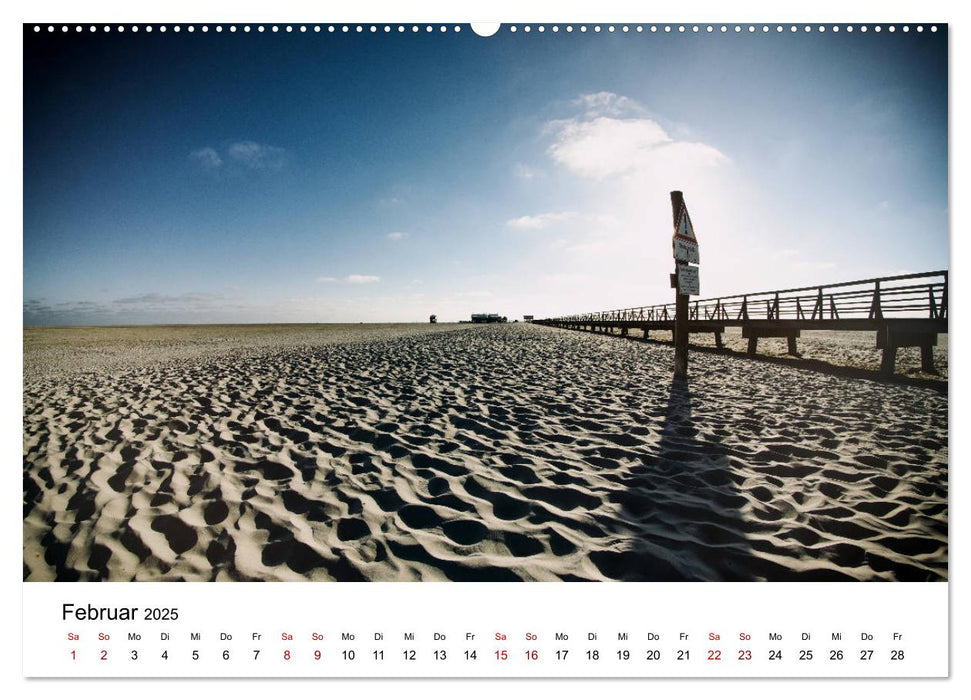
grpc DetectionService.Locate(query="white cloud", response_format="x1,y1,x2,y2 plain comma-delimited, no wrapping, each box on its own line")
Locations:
345,274,380,284
387,231,408,241
547,115,725,180
227,141,287,169
506,212,578,230
189,147,222,169
317,276,337,283
517,92,748,305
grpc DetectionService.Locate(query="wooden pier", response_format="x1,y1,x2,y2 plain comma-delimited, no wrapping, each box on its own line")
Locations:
535,270,948,376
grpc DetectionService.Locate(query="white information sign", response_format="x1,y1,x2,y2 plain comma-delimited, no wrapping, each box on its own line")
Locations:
677,263,700,296
673,237,699,264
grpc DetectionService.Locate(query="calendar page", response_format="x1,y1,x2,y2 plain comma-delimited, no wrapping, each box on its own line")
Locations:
17,0,958,694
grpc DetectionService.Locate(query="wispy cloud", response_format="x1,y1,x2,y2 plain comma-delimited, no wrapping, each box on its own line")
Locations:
113,292,229,306
24,291,244,326
189,141,287,171
189,147,222,170
386,231,409,241
572,91,644,118
318,274,381,284
226,141,287,169
345,274,380,284
506,212,578,230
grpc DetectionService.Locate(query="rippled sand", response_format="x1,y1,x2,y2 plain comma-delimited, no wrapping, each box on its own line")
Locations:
23,323,947,582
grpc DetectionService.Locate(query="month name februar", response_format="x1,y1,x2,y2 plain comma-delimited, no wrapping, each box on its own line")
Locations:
62,603,139,621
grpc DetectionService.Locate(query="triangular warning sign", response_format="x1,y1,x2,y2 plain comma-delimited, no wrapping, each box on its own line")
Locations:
673,202,696,242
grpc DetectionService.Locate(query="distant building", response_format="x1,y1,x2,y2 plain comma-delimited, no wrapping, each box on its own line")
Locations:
523,315,534,322
429,314,437,324
471,313,506,324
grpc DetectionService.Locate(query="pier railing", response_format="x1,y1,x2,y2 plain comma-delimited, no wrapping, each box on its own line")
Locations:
537,270,948,375
550,270,947,324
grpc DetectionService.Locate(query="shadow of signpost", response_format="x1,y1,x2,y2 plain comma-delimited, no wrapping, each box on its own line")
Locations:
606,377,773,581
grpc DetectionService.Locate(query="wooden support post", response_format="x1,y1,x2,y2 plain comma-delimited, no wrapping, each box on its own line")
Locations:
877,326,939,376
787,334,798,355
747,336,758,356
621,327,628,337
714,332,723,350
671,191,689,379
880,345,897,376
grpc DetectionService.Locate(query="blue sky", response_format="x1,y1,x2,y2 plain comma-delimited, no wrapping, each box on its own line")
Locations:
23,25,947,325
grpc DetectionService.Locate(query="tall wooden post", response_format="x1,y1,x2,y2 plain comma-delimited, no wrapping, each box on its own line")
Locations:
672,191,689,379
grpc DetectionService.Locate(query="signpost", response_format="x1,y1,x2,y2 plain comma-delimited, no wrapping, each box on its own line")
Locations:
671,191,700,378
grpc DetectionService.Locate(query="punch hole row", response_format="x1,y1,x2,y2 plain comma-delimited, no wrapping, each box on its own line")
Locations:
508,25,937,34
32,25,465,34
32,24,939,35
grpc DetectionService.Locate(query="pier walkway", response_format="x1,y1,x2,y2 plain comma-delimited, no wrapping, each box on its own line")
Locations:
535,270,948,375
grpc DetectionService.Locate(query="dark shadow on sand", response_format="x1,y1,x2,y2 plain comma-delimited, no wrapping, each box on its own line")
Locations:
593,327,947,394
603,377,754,580
607,377,866,582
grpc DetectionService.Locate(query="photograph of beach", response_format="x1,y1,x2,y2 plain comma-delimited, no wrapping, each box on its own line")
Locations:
23,24,947,583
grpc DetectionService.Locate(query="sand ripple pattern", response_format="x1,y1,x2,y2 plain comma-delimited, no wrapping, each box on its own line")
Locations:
23,324,947,581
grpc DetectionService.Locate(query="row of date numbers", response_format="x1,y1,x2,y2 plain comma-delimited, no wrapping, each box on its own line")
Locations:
72,648,907,662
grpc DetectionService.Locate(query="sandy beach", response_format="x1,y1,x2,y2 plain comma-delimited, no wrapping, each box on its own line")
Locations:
23,323,947,582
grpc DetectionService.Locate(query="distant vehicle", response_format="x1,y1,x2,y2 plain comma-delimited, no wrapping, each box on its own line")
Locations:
523,315,534,322
470,313,506,324
429,314,437,324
